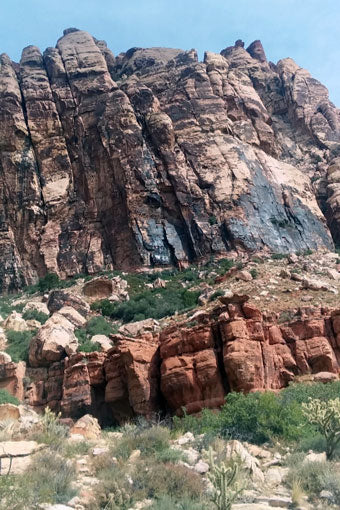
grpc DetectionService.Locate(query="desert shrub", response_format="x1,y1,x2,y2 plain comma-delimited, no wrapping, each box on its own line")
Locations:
97,287,200,323
174,383,340,445
5,329,36,363
271,253,288,260
154,447,186,464
62,440,90,458
32,407,68,449
209,215,218,225
86,316,114,336
0,389,19,405
286,455,340,505
0,298,14,318
112,425,170,461
216,258,235,274
22,309,49,324
250,268,258,279
92,468,132,510
0,450,76,509
174,391,305,444
209,289,225,302
133,461,204,501
75,316,116,353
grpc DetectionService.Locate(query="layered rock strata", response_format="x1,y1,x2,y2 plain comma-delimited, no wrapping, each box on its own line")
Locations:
0,30,339,292
2,302,340,424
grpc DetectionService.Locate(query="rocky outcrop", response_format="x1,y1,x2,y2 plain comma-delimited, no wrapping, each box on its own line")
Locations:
2,300,340,424
0,31,339,292
0,359,25,400
28,313,78,367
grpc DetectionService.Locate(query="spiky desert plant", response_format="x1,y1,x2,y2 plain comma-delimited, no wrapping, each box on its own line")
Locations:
208,448,244,510
302,398,340,459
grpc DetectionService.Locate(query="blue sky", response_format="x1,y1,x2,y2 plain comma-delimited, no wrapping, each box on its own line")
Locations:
1,0,339,105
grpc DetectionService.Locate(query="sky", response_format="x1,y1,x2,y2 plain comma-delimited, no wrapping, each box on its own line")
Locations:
0,0,339,105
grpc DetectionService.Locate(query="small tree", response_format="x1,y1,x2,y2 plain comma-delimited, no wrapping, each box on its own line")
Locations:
302,398,340,459
38,273,60,292
208,448,244,510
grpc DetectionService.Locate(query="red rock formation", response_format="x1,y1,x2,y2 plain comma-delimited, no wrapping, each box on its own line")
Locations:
0,360,25,401
104,335,160,422
0,31,339,292
2,302,340,422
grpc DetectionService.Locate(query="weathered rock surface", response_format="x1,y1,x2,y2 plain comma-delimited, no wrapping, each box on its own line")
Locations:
0,31,339,292
28,313,78,367
2,300,339,425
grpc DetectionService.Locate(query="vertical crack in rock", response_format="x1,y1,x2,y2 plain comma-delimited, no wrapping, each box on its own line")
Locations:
212,323,230,394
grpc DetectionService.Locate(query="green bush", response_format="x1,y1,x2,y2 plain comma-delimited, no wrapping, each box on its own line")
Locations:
174,382,340,446
5,329,37,363
209,290,225,302
75,316,116,353
112,426,171,461
250,268,258,279
133,461,204,501
37,273,60,292
32,407,69,449
96,287,200,323
0,389,19,405
22,309,49,324
209,215,218,225
271,253,288,260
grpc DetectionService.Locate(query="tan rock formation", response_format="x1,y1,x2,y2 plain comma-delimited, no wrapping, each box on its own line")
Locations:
28,314,78,367
0,32,339,292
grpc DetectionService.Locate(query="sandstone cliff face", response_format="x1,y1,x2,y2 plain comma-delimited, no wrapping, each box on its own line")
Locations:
4,302,338,425
0,30,339,292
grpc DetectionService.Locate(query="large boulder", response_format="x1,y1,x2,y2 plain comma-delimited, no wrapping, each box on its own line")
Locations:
28,314,78,367
3,312,28,332
119,318,160,337
83,276,129,302
0,403,20,422
23,301,49,315
47,291,90,318
70,414,101,439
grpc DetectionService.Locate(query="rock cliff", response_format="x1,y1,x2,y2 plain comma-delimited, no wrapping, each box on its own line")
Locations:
0,29,339,292
1,301,338,425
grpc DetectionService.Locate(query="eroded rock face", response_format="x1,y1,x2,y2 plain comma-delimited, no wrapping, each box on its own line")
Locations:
0,32,339,292
2,302,340,422
28,313,78,367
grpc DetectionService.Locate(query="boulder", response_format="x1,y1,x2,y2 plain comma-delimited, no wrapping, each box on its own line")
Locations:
90,334,112,351
47,290,90,317
3,312,28,332
0,403,20,421
0,440,45,474
83,276,129,303
83,277,114,301
70,414,101,439
57,306,87,327
23,301,49,315
28,313,78,367
118,318,160,337
0,351,11,363
237,270,253,282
